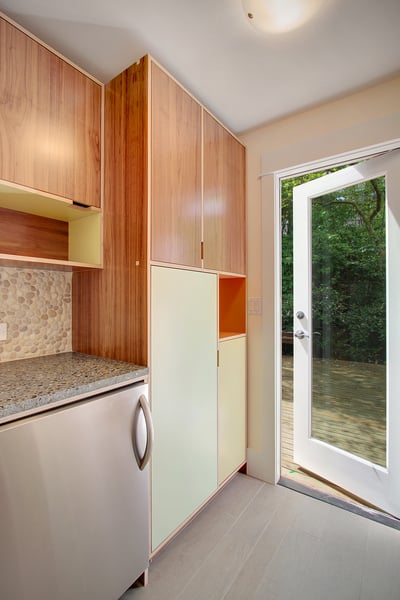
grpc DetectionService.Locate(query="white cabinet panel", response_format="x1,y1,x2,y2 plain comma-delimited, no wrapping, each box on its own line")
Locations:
218,337,246,484
151,266,218,550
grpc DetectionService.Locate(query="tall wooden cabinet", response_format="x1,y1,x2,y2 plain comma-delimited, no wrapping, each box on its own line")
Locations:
151,64,202,268
72,55,246,552
150,63,245,274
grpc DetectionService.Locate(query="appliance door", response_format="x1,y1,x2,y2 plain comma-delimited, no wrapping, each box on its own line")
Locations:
0,382,152,600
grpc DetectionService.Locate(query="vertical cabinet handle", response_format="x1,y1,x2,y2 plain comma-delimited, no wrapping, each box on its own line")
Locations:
133,394,154,471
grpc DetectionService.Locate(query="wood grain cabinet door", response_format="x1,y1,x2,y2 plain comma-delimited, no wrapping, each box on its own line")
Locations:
151,63,202,267
203,111,246,274
0,17,101,207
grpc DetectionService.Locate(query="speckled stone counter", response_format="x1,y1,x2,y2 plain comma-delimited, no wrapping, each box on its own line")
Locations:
0,352,148,424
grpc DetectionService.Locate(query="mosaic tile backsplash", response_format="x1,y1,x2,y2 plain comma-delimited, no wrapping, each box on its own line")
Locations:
0,267,72,362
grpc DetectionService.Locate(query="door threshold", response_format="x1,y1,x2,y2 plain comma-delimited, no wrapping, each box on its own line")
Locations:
279,475,400,531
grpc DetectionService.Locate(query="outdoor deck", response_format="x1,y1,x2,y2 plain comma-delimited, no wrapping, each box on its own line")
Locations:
281,355,386,496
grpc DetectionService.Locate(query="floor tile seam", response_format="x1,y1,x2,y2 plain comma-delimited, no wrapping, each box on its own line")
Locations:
209,477,269,532
175,481,271,600
248,489,330,597
248,515,326,600
291,498,378,594
228,480,270,527
358,522,400,600
198,477,267,538
219,499,286,600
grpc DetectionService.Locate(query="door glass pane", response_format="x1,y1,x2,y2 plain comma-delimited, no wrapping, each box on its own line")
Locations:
311,176,386,467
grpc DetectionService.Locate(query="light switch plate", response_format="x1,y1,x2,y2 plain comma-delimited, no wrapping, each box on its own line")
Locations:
0,322,7,341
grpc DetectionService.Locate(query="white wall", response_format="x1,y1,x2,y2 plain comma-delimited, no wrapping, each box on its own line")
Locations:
240,75,400,483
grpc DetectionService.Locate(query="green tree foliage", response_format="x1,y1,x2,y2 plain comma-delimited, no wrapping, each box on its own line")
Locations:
281,170,385,364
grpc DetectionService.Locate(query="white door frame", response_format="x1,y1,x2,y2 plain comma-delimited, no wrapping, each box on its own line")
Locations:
272,139,400,485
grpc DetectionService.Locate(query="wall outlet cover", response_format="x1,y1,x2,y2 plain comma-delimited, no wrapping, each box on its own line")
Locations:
248,297,262,315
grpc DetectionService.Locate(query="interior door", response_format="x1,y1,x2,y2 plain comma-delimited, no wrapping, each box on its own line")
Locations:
293,149,400,516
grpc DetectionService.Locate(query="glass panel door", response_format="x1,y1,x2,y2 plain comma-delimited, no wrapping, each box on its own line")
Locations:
311,177,386,466
293,150,400,517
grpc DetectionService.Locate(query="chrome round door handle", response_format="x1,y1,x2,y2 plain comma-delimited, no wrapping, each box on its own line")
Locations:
295,330,309,339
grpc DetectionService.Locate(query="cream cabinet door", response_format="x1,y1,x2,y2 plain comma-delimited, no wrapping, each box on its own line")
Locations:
150,266,218,550
218,337,246,484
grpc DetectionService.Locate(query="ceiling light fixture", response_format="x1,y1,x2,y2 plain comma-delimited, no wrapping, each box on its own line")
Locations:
242,0,325,34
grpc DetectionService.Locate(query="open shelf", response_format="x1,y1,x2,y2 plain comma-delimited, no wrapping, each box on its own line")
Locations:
0,182,102,270
0,253,101,271
219,275,246,339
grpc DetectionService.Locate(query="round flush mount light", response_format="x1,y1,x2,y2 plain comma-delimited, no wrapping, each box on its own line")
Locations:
242,0,325,34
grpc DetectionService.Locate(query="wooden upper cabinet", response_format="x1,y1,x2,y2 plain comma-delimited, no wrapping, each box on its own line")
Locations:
0,17,101,207
151,63,202,268
203,111,246,275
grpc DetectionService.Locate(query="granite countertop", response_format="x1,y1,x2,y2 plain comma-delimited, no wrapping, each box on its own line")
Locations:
0,352,148,424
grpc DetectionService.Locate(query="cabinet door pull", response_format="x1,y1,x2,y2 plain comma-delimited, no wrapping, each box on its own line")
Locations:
133,394,154,470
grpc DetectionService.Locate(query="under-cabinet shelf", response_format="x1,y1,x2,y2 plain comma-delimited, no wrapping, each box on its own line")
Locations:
0,254,101,271
0,181,102,270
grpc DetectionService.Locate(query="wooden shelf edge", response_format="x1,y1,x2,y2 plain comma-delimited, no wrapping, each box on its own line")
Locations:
219,332,246,341
149,261,247,280
0,254,102,271
149,260,206,274
217,271,246,279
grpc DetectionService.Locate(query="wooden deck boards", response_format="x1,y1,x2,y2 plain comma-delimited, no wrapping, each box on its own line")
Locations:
281,355,386,500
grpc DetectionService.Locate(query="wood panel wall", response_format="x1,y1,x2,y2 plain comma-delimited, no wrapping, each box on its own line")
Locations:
72,57,148,364
0,207,68,260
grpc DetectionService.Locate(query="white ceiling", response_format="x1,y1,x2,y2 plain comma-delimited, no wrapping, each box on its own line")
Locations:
1,0,400,134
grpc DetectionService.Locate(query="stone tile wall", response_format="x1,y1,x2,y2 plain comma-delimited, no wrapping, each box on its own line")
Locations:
0,267,72,362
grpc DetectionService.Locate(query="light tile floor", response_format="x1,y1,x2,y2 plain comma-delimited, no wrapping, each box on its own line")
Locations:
121,474,400,600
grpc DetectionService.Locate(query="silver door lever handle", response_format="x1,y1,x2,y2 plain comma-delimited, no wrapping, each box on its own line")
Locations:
295,330,309,339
